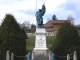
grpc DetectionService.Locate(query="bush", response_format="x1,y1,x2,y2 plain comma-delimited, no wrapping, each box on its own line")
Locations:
51,22,80,60
0,14,27,60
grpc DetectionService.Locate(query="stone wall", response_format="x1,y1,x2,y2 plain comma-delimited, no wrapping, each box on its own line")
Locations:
26,32,56,37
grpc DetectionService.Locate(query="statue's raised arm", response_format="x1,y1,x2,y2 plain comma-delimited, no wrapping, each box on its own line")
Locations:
35,3,46,28
41,3,46,16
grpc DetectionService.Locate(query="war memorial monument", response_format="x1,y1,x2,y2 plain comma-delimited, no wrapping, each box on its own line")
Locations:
31,3,52,60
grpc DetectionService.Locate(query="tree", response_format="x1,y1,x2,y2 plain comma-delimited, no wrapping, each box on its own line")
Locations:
0,14,27,60
51,22,80,60
67,14,75,25
22,21,31,29
52,14,58,20
31,24,36,33
31,24,36,29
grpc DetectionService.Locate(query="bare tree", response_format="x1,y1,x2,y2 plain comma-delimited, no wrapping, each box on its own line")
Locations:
67,14,75,25
22,21,31,29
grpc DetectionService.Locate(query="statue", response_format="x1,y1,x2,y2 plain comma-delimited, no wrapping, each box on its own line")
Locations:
35,3,46,28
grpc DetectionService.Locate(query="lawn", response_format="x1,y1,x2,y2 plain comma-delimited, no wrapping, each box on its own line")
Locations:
77,29,80,34
27,36,56,52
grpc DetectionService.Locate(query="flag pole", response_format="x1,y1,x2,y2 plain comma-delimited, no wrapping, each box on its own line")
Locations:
36,0,37,12
36,0,37,29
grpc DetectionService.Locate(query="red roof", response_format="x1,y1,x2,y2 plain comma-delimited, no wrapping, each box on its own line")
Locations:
51,20,71,24
44,20,71,28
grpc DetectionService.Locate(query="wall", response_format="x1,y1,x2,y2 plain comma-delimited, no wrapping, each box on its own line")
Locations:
26,32,57,37
53,24,62,32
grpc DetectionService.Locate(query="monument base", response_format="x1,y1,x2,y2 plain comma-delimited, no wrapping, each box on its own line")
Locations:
32,50,49,60
32,28,51,60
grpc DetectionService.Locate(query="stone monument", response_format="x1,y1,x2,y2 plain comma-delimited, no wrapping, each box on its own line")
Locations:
32,3,51,60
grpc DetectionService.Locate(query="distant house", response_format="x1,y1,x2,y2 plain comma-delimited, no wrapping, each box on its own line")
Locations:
44,20,71,32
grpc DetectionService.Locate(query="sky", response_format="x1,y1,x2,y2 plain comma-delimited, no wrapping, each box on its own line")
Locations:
0,0,80,25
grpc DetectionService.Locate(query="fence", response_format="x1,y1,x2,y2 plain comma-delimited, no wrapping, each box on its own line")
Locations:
6,51,26,60
52,51,77,60
26,32,56,37
6,51,77,60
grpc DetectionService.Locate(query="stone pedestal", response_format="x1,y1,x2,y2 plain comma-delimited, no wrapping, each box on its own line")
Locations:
32,28,51,60
34,28,48,50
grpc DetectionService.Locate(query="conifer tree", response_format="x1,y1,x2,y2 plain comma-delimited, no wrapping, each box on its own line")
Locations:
52,14,58,20
51,22,80,60
0,14,27,60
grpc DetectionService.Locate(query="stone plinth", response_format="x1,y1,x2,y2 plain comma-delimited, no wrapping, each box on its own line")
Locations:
32,28,50,60
34,28,48,50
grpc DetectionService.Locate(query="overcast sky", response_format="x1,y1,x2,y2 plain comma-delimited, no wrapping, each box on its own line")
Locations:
0,0,80,25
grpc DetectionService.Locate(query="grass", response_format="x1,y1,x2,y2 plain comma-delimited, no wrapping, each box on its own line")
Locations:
27,36,56,52
77,29,80,34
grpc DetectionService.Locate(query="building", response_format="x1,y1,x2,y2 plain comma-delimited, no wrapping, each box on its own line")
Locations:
44,20,71,32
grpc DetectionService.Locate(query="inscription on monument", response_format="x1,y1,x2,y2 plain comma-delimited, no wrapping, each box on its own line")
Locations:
38,39,44,44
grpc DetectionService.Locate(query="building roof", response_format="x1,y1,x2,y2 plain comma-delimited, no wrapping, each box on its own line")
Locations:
51,20,71,24
44,20,71,28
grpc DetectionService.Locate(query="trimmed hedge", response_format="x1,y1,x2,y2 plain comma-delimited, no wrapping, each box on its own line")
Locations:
51,22,80,60
0,14,27,60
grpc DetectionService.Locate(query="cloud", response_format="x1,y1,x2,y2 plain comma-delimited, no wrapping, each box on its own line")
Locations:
0,0,80,25
72,0,80,12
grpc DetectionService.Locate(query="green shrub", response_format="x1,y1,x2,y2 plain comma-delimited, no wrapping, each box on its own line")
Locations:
51,22,80,60
0,14,27,60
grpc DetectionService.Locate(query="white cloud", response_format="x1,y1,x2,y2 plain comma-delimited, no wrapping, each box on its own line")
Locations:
45,0,69,14
0,0,80,25
13,12,36,24
72,0,80,12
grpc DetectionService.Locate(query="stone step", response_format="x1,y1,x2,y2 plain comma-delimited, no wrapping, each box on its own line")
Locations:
32,50,49,60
